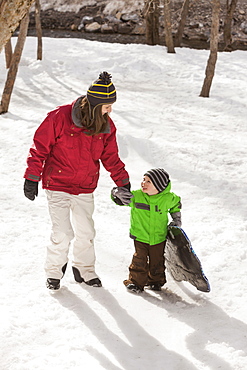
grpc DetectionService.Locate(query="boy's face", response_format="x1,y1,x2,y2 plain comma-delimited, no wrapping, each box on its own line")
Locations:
141,175,159,196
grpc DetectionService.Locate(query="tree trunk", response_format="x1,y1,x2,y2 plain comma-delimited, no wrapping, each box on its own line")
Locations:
35,0,42,60
174,0,190,47
223,0,238,51
0,0,7,15
200,0,220,98
0,13,29,114
0,0,34,52
4,39,13,69
144,0,160,45
163,0,175,53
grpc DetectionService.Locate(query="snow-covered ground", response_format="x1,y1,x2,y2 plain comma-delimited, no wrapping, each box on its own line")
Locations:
38,0,143,13
0,37,247,369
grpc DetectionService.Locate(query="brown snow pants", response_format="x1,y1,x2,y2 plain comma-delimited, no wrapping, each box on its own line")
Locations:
124,240,166,290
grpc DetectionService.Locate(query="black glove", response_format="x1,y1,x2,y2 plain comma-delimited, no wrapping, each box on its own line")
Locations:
122,182,131,191
169,212,182,227
111,187,133,205
24,179,38,201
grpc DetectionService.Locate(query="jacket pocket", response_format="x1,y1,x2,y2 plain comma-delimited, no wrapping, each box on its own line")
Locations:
91,136,104,160
43,165,75,187
79,172,99,189
57,129,81,149
44,166,53,187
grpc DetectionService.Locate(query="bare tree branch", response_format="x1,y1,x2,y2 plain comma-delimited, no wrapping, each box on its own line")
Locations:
0,0,34,52
0,13,30,114
200,0,220,98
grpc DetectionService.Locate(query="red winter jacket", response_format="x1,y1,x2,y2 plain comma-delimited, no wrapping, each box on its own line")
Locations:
24,97,129,195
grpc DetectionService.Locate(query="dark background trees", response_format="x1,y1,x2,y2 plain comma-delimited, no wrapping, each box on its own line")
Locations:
0,0,245,112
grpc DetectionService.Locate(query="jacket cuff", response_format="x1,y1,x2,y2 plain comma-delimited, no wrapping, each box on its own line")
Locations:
25,174,40,181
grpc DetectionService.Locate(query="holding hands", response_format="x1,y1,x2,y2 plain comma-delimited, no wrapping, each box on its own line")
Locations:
111,187,133,205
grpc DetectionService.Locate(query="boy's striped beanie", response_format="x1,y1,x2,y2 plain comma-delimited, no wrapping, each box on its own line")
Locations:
87,71,117,109
144,168,170,192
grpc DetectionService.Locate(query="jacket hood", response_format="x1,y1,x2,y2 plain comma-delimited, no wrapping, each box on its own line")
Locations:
71,96,110,133
71,96,85,128
159,181,171,194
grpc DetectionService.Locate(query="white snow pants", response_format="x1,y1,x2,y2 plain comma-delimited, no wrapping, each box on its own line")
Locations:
45,190,98,281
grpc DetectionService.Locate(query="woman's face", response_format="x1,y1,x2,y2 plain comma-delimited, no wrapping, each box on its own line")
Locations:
101,104,113,115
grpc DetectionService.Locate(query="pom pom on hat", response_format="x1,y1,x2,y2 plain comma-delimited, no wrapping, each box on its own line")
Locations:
87,71,117,109
144,168,170,192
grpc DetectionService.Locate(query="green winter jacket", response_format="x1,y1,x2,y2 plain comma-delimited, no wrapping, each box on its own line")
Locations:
128,182,181,245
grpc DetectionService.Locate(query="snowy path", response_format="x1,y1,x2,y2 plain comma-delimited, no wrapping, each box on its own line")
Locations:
1,37,247,369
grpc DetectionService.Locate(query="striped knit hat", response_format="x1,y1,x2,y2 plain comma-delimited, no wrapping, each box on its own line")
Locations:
144,168,170,192
87,71,116,110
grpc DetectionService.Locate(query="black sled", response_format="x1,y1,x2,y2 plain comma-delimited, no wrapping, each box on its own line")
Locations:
165,226,210,293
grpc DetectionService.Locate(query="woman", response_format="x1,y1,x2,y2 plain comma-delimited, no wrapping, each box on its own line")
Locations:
24,72,130,290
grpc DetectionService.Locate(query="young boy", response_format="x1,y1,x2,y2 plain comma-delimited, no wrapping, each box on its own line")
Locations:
111,168,182,293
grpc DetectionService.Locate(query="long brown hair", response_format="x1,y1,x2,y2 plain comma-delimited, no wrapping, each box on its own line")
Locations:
80,96,109,136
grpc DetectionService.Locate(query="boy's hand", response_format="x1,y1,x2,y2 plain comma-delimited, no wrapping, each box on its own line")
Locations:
169,212,182,227
111,187,133,205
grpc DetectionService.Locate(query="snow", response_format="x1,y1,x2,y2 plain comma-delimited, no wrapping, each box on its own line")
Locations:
1,36,247,369
38,0,143,14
